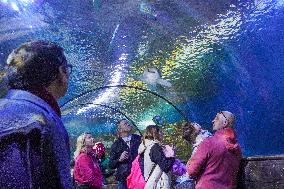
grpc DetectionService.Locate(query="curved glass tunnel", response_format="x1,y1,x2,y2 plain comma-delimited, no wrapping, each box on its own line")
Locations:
0,0,284,157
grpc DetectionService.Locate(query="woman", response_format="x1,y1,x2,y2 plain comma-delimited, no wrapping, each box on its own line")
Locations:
138,125,176,189
73,133,104,189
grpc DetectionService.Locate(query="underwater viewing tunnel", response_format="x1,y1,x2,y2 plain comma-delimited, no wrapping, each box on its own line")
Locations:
0,0,284,188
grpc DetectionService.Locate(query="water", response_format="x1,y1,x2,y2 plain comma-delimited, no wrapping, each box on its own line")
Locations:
0,0,283,156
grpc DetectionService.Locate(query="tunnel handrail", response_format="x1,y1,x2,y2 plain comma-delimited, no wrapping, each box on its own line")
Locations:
62,102,143,136
60,84,189,121
242,155,284,161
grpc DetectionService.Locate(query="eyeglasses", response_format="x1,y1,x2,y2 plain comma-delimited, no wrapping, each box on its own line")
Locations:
219,111,228,122
65,64,73,76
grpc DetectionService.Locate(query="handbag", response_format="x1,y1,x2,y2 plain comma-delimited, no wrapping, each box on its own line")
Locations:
172,159,187,176
127,154,157,189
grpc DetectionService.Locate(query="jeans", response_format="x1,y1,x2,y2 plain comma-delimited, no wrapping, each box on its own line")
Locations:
117,181,127,189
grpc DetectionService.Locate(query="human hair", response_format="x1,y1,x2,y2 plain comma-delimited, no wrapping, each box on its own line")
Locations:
143,125,163,142
116,119,132,137
182,122,197,144
220,111,236,129
6,40,67,89
117,119,128,127
227,114,236,128
73,132,91,159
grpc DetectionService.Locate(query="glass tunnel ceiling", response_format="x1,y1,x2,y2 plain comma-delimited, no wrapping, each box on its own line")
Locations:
1,0,284,156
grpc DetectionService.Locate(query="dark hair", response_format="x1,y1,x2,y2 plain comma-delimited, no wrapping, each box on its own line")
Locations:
144,125,163,141
182,122,196,143
6,40,67,89
117,119,128,126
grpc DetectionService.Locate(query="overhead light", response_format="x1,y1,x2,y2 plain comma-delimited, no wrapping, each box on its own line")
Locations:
10,2,20,11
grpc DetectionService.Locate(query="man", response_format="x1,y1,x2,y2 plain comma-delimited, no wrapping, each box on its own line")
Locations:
187,111,242,189
109,119,141,189
0,40,73,188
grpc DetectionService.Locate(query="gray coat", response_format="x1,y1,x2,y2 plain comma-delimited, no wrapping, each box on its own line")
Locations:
0,89,72,189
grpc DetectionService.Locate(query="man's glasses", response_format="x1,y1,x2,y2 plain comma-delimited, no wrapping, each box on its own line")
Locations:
66,64,73,76
219,111,228,122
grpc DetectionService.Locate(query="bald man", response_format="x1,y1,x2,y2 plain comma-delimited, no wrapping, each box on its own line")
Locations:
187,111,242,189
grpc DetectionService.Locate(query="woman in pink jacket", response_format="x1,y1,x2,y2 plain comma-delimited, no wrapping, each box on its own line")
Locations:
73,133,104,189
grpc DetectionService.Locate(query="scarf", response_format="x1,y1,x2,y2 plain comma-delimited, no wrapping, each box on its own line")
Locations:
21,86,61,117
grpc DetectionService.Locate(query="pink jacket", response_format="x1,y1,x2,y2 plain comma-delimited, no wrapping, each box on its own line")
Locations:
187,128,242,189
74,152,103,189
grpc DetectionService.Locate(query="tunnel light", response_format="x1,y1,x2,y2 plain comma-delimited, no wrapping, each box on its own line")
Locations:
77,65,125,114
1,0,37,13
276,0,284,7
118,53,128,61
20,0,34,3
10,2,20,11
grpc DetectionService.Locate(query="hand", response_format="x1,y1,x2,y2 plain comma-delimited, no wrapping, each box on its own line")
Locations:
119,151,129,162
163,145,175,158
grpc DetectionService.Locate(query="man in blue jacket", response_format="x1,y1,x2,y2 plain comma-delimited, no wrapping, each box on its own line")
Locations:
0,40,73,188
109,119,141,189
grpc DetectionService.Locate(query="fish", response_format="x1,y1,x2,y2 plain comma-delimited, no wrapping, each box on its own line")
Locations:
140,67,172,88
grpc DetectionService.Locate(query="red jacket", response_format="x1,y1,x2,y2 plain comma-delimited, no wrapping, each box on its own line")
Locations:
187,127,242,189
74,152,103,189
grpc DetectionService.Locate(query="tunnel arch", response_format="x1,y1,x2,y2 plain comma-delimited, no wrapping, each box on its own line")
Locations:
60,84,189,121
62,102,142,135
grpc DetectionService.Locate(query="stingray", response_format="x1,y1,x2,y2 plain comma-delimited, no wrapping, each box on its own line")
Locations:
140,67,172,88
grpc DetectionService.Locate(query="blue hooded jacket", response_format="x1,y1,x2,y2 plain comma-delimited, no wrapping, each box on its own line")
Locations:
0,89,72,189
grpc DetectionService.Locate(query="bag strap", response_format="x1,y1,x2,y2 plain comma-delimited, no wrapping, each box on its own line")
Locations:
145,163,157,182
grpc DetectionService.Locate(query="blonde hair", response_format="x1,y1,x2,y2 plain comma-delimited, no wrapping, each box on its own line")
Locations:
73,132,90,159
143,125,163,142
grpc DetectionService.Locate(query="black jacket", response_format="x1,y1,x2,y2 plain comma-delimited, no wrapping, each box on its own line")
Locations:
139,143,175,176
108,134,141,182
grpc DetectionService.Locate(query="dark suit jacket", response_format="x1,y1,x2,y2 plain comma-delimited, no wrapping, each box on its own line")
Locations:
109,134,141,182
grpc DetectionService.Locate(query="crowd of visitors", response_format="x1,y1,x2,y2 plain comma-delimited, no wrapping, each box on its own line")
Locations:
0,40,242,189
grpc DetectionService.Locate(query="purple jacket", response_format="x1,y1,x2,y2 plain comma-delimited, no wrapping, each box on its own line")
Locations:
0,90,72,188
187,127,242,189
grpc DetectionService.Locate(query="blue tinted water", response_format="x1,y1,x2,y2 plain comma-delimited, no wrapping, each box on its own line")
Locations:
0,0,283,156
